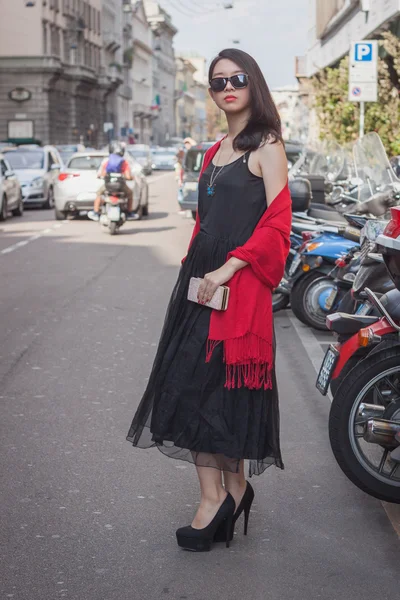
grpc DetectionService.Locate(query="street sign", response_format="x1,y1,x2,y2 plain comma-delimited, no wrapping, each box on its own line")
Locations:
349,40,378,102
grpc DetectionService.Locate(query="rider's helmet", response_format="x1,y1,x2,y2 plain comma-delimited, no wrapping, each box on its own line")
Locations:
109,140,125,156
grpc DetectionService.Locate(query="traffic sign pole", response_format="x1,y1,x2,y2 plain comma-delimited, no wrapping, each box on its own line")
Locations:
359,101,365,138
349,41,378,137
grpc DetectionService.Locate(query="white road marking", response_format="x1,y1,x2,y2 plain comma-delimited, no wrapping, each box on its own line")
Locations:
0,224,63,256
288,313,332,401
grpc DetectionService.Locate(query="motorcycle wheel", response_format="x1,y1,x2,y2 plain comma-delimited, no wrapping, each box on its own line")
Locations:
329,347,400,504
109,222,118,235
290,271,333,330
273,292,289,313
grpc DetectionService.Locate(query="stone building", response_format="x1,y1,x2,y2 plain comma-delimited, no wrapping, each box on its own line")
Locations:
130,1,153,144
0,0,113,147
189,56,208,143
295,0,400,144
144,1,177,145
175,56,197,139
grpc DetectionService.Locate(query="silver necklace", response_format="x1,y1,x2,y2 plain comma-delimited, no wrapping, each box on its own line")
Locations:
207,143,236,197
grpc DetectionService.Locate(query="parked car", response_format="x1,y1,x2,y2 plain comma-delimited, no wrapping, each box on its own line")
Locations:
126,145,153,175
54,151,149,220
0,153,24,220
178,142,214,219
3,146,63,209
151,147,177,170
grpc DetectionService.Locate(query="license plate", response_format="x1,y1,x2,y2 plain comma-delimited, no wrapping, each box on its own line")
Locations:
325,288,337,311
107,206,120,221
289,253,301,276
356,302,370,315
77,192,97,201
316,345,340,395
184,182,198,191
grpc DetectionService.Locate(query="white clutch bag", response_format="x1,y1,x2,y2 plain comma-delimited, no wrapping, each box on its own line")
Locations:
187,277,230,311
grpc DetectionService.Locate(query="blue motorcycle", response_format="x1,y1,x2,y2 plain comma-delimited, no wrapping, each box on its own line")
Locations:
289,228,360,330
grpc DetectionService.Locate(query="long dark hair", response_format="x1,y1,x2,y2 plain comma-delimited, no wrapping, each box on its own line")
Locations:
208,48,283,152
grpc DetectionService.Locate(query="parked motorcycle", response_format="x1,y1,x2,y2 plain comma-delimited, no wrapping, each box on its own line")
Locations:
314,138,400,502
288,225,360,330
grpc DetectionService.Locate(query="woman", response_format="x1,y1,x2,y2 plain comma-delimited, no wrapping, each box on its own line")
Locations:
126,48,292,552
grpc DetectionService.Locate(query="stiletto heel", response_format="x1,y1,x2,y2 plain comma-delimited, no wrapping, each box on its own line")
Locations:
243,503,251,535
176,493,235,552
213,481,255,543
225,513,234,548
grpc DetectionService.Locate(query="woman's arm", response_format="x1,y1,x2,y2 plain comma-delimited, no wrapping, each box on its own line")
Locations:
258,140,288,206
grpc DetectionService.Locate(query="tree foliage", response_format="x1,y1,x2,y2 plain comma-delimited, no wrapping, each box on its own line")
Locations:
310,31,400,156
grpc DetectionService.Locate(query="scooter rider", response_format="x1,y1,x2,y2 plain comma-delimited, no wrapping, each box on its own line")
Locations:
88,141,137,221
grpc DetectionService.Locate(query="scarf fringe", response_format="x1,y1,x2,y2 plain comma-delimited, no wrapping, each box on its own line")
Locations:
206,333,273,391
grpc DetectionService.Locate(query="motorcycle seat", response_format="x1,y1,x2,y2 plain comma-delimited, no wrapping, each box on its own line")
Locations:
308,206,347,222
326,312,379,334
380,289,400,321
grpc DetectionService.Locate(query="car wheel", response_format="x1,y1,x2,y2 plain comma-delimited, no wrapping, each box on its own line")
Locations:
12,193,24,217
142,186,149,216
43,187,54,209
0,195,7,221
55,207,66,221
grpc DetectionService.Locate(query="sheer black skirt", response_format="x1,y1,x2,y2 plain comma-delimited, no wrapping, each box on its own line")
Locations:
126,232,284,476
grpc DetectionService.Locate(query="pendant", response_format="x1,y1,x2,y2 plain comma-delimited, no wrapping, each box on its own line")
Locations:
207,184,215,197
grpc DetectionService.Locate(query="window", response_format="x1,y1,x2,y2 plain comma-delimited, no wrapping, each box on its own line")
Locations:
0,160,7,177
68,155,104,170
63,30,69,63
50,27,60,56
5,151,45,170
97,10,101,35
42,22,48,54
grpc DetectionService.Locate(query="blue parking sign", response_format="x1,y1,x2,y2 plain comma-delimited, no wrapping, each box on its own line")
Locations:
354,43,373,61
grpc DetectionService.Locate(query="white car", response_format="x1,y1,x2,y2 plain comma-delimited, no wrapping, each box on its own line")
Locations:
54,152,149,220
4,146,63,209
0,153,24,220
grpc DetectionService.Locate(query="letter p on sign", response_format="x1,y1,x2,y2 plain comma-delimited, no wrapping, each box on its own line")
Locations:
355,43,373,61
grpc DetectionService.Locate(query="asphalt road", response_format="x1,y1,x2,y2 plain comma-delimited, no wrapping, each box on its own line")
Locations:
1,172,399,600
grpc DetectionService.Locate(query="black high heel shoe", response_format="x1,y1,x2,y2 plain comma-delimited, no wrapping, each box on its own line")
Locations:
213,481,255,543
176,493,235,552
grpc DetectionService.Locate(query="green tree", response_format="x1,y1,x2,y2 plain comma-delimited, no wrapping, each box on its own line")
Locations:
310,31,400,156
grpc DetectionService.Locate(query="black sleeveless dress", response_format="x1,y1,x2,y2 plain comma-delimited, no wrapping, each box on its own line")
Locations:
126,152,284,476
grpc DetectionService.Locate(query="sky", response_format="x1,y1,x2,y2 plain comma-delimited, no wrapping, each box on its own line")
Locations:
157,0,311,89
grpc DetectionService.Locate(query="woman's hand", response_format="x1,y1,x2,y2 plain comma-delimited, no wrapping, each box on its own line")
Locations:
197,263,235,304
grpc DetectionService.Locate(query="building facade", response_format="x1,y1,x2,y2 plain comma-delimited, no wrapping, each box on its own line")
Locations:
101,0,125,143
189,56,208,143
0,0,111,147
144,1,177,145
126,0,153,144
302,0,400,76
295,0,400,144
175,56,197,139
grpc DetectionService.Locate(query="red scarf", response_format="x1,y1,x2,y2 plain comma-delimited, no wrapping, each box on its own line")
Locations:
183,140,292,390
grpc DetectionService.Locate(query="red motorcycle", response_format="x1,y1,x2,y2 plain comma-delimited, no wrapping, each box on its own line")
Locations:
316,206,400,503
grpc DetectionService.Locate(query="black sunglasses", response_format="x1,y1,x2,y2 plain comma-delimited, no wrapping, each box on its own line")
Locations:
209,74,249,93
